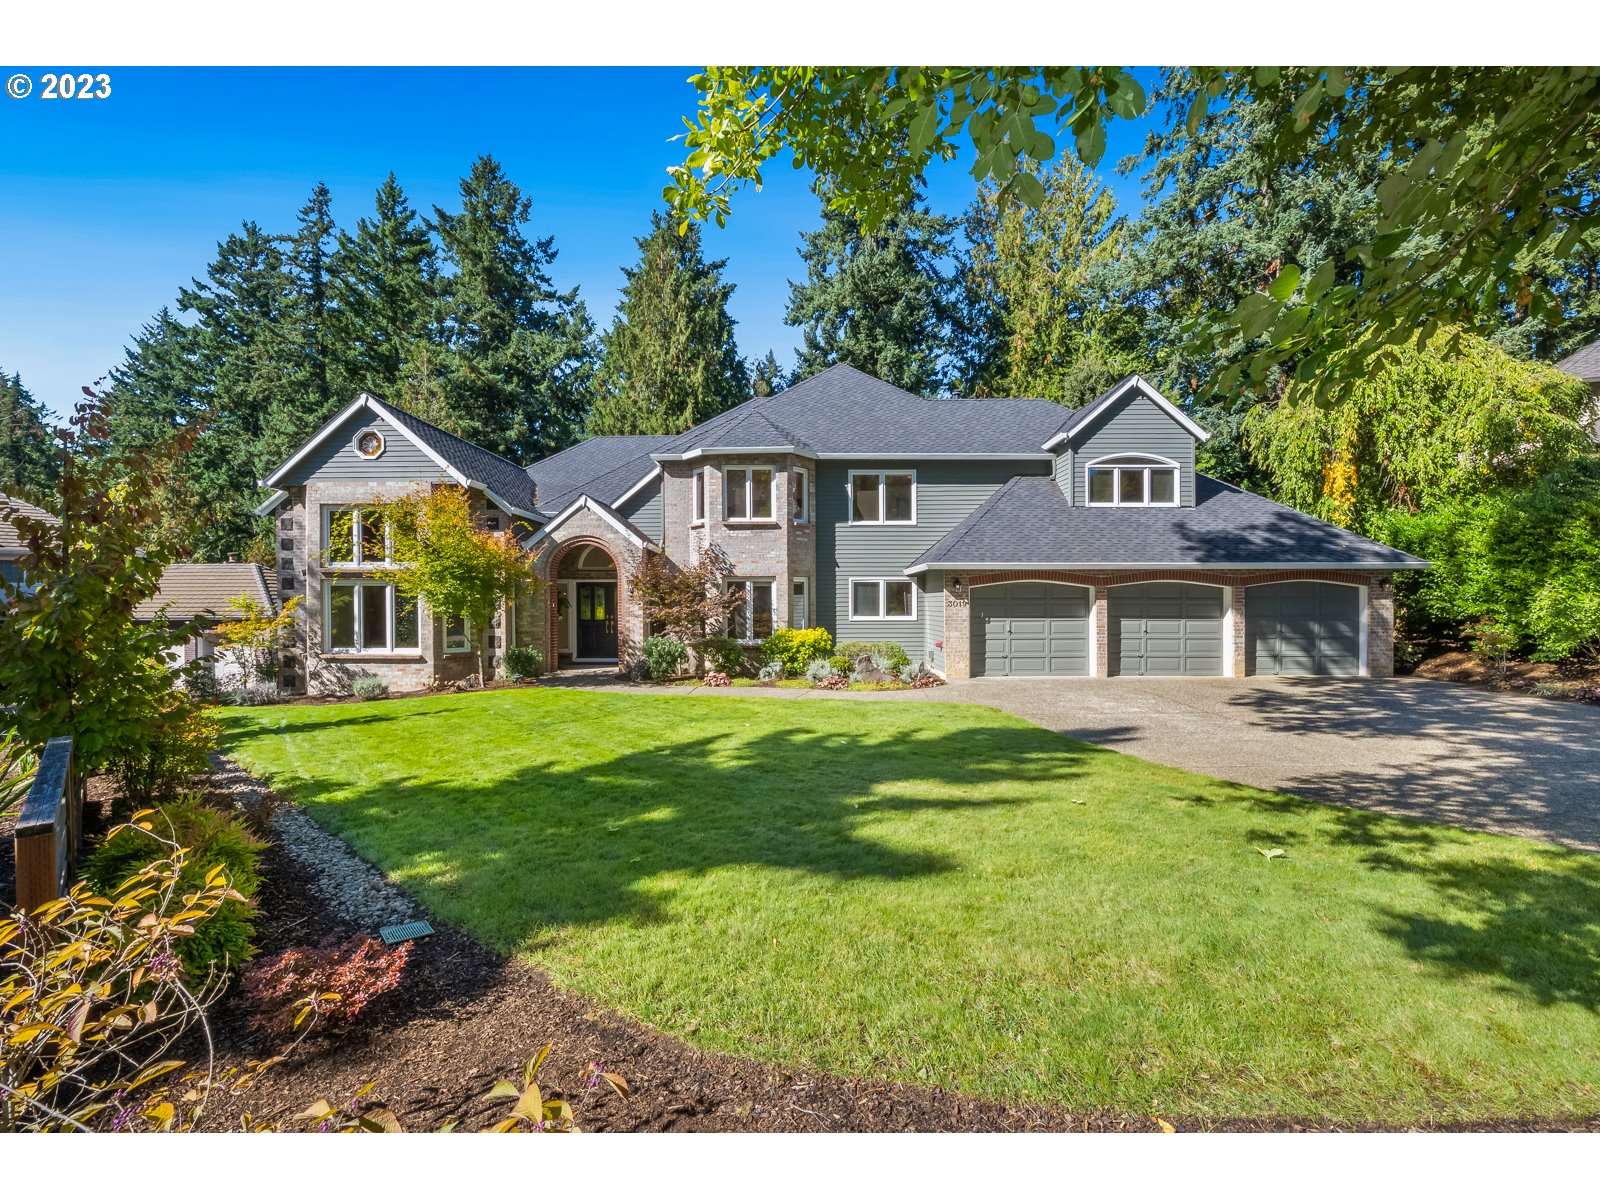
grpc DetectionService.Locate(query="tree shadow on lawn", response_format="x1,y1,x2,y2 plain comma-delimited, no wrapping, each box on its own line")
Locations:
224,718,1111,952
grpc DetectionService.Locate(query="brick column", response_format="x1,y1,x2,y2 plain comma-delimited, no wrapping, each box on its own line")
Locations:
1092,584,1109,677
1367,574,1395,678
944,574,971,680
1228,584,1248,678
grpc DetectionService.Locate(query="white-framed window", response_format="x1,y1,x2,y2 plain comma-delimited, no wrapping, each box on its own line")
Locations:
724,466,775,522
792,466,810,524
692,468,706,525
323,506,393,566
848,471,916,524
325,580,419,653
848,577,916,621
790,577,810,629
443,614,474,654
1085,456,1180,507
725,578,775,640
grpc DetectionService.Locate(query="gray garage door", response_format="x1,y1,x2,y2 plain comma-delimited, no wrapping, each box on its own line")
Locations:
1109,582,1225,676
972,582,1090,677
1246,581,1361,676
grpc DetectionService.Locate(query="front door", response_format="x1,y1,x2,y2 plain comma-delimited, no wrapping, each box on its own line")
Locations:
576,582,618,660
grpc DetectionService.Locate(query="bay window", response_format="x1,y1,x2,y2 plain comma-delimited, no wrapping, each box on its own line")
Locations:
792,466,810,524
724,466,774,522
725,578,775,640
325,581,419,653
692,468,706,524
849,471,916,524
849,578,915,621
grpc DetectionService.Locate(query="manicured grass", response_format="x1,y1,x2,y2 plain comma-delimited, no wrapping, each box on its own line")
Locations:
223,689,1600,1123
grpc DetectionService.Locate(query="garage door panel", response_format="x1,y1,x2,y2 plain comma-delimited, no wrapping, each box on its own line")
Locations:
1247,582,1361,676
1108,582,1225,677
972,582,1090,677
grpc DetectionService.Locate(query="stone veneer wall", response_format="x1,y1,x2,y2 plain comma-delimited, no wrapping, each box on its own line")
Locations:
941,568,1395,680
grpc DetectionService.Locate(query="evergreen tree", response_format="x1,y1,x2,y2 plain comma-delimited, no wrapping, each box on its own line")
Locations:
588,212,747,435
784,187,961,395
958,158,1133,400
433,155,595,462
332,173,442,399
749,350,787,398
0,371,59,500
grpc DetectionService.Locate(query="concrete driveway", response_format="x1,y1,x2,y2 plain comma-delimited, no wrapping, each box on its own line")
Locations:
938,676,1600,853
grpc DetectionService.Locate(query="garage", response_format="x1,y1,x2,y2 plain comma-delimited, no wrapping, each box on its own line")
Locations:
1108,582,1225,676
1246,581,1362,676
972,581,1090,676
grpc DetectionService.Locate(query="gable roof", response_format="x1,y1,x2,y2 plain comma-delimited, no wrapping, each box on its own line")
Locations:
524,494,661,552
133,562,277,622
1556,339,1600,383
0,493,58,554
651,364,1073,459
906,474,1428,574
1041,375,1209,450
259,393,539,517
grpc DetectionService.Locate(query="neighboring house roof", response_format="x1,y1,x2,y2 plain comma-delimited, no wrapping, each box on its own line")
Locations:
652,364,1074,459
133,562,277,622
906,475,1429,574
525,435,673,516
1556,339,1600,382
0,493,58,553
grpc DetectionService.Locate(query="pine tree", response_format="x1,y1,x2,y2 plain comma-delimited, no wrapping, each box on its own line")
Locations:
785,187,961,396
0,371,59,500
958,159,1134,402
588,212,748,435
433,155,596,462
332,173,442,399
749,350,787,398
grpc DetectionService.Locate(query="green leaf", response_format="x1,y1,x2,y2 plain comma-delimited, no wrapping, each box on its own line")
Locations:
1074,118,1107,165
1010,172,1046,209
1234,293,1279,340
1266,264,1302,301
908,99,941,156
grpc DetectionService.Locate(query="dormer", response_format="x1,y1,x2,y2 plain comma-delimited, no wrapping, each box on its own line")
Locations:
1042,375,1209,508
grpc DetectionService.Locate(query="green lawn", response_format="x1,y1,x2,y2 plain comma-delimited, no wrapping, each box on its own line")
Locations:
223,688,1600,1123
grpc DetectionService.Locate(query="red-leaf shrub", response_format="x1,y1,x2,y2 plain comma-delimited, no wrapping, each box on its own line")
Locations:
239,934,410,1034
910,673,945,688
814,674,849,690
702,671,731,688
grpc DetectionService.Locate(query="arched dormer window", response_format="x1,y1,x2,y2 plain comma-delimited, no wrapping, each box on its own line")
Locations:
1085,454,1180,507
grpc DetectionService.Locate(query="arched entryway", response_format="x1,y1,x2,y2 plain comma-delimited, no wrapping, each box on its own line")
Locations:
551,541,620,665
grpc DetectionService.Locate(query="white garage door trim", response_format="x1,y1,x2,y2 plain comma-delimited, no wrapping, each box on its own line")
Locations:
969,579,1093,677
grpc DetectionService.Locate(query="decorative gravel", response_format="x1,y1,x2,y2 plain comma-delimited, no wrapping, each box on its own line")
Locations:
207,754,419,930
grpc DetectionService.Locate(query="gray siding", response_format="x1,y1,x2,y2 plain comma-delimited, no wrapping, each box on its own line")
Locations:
1052,447,1073,497
817,460,1048,658
1069,392,1196,507
617,477,663,543
923,570,945,673
283,412,451,486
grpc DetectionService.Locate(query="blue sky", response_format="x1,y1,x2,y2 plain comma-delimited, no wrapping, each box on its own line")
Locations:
0,67,1161,419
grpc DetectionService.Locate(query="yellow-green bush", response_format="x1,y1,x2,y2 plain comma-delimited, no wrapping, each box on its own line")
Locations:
761,627,834,674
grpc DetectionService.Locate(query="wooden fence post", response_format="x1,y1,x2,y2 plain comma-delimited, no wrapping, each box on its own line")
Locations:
13,737,76,913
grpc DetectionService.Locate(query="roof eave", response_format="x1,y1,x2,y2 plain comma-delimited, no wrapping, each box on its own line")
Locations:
905,559,1431,576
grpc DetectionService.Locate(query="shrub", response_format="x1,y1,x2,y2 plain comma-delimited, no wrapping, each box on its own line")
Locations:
836,640,911,673
641,635,687,680
112,694,221,810
228,685,283,707
828,654,852,675
805,657,834,684
910,671,945,689
352,675,390,701
84,798,264,979
758,660,785,682
695,636,748,676
814,674,849,690
702,671,731,688
760,627,833,674
240,934,411,1035
502,645,544,680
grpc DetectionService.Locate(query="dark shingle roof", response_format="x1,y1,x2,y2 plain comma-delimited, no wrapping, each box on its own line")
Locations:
653,364,1074,457
525,435,672,515
0,494,57,553
908,474,1428,571
370,397,539,514
133,562,277,622
1556,339,1600,382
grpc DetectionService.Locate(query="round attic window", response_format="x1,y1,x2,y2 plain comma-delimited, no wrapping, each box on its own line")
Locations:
354,428,385,459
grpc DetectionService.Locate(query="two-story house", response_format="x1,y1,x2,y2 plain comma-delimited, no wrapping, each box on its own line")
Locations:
254,364,1425,694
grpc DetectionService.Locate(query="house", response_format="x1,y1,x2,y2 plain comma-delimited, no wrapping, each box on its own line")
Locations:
133,561,279,688
0,492,56,597
255,365,1426,694
1555,338,1600,441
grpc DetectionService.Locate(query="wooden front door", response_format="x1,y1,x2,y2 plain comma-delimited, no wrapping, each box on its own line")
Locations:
576,582,618,660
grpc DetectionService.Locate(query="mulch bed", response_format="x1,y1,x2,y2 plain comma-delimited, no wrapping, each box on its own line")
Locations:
188,811,1600,1133
1412,650,1600,705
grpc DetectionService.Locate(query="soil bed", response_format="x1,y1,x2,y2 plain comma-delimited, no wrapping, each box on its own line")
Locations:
1413,650,1600,705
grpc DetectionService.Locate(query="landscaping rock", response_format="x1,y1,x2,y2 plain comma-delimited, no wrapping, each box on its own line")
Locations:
207,754,420,930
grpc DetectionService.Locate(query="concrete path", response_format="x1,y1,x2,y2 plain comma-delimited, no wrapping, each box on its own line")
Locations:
543,670,1600,853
